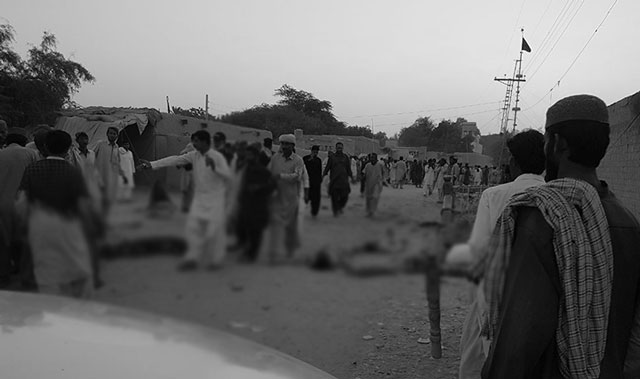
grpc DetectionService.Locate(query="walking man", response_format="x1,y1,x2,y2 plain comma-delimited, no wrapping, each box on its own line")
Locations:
363,153,384,217
477,95,640,378
303,145,323,217
139,130,231,271
323,142,352,216
268,134,306,261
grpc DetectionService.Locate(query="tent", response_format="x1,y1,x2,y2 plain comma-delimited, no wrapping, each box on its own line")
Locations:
54,107,274,189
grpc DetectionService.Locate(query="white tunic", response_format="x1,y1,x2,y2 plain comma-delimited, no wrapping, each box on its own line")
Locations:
151,149,230,220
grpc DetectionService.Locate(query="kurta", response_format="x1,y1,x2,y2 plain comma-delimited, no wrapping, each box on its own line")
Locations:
94,140,121,210
482,183,640,379
118,148,135,200
151,149,230,264
363,162,384,216
268,152,305,257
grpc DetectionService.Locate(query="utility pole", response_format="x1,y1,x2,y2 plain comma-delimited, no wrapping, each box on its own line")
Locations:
494,29,527,134
205,94,210,122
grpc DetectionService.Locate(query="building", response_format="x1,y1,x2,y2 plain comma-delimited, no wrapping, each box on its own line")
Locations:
294,129,381,156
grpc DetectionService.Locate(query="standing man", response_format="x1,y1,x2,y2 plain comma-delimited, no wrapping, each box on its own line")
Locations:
268,134,307,261
303,145,323,218
448,129,546,379
118,141,135,201
19,130,94,298
139,130,231,271
0,127,38,289
323,142,352,216
94,126,122,213
259,137,274,166
395,156,407,189
477,95,640,378
363,153,384,218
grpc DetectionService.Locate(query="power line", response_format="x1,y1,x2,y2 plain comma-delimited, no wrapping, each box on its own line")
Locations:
340,101,501,119
525,0,585,84
523,0,619,110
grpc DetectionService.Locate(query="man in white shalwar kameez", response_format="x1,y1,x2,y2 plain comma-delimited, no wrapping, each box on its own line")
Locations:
268,134,307,262
94,127,122,213
118,141,135,201
140,130,231,271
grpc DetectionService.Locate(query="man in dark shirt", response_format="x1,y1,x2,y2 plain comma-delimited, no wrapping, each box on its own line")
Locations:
322,142,352,216
303,145,323,217
481,95,640,378
19,130,94,298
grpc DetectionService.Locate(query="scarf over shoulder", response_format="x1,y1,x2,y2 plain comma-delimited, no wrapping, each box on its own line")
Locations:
476,178,613,379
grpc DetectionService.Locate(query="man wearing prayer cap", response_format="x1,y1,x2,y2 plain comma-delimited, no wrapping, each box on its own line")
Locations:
267,134,308,262
480,94,640,378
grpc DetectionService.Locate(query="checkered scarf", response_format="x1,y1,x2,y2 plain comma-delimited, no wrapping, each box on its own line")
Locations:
478,178,613,379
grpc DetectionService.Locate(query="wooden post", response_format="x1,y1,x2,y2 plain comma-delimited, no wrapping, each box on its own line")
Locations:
425,254,442,358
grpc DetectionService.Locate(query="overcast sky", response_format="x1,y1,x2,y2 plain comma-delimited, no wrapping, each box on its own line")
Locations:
3,0,638,136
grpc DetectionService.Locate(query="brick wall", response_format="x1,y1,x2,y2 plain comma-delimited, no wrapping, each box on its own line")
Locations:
597,90,640,220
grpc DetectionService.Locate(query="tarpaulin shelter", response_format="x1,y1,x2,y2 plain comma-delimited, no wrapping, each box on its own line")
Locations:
54,107,273,189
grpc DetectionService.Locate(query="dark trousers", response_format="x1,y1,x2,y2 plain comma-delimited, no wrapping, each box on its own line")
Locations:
237,222,267,262
309,185,321,216
330,191,349,215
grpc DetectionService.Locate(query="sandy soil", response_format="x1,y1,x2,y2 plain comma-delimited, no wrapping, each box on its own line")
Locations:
95,183,474,379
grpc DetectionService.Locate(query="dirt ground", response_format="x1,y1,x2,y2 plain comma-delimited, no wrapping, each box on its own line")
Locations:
95,183,475,379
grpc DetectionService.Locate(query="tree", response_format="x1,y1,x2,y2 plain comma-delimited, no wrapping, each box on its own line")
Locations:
274,84,333,119
0,25,95,127
398,116,435,147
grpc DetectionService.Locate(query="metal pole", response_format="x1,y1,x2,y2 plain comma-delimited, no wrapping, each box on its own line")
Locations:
205,94,209,122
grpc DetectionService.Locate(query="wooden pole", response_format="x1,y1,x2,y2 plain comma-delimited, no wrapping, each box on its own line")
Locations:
425,254,442,358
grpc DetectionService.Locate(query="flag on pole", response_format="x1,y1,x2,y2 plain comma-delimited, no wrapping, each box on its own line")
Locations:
521,38,532,53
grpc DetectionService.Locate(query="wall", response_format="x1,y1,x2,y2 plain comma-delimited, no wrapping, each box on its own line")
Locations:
597,90,640,220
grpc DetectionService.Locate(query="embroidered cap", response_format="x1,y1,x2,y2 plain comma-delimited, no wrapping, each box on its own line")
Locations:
545,94,609,129
278,134,296,145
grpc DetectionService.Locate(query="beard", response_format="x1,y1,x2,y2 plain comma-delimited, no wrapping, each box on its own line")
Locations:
545,156,559,181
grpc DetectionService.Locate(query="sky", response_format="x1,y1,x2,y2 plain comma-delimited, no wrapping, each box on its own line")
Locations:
3,0,639,137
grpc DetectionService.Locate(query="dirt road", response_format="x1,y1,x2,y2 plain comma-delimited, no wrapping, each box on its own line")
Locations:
96,184,474,379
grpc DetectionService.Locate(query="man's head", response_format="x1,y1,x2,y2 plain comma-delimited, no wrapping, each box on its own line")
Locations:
33,126,53,156
213,132,226,150
245,144,260,164
544,94,610,181
6,127,28,147
106,127,119,143
311,145,319,158
191,130,212,153
75,132,89,149
45,130,73,156
263,137,273,149
0,120,8,146
505,129,545,178
399,156,403,161
279,134,295,157
335,142,344,154
370,153,378,164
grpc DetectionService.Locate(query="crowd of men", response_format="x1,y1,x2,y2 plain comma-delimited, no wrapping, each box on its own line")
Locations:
1,93,640,378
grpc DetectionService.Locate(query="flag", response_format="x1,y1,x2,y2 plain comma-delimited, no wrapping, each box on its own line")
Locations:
521,38,532,53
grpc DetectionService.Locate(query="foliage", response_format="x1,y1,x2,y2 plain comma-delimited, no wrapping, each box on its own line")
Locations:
0,24,95,127
481,133,512,166
219,84,387,141
171,106,217,120
398,116,471,153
